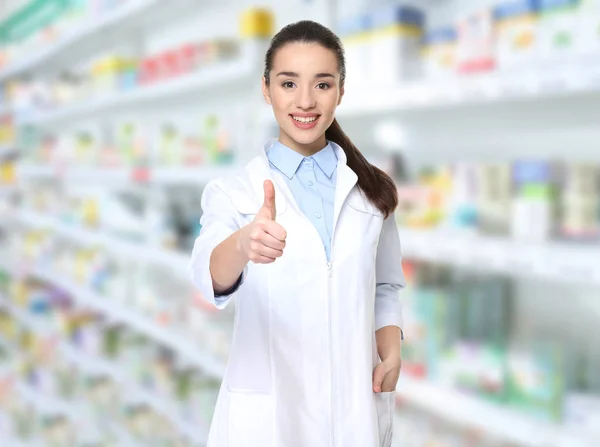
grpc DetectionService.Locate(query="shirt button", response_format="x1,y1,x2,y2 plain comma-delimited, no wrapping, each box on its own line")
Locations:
316,213,322,219
308,181,314,186
304,158,312,165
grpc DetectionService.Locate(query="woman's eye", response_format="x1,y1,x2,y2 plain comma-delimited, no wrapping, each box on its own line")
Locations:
282,81,295,88
316,82,330,90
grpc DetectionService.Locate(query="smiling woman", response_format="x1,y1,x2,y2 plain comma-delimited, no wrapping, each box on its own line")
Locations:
262,22,398,218
190,20,406,447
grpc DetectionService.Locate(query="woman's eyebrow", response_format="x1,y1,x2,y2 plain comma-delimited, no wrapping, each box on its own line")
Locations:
275,71,335,79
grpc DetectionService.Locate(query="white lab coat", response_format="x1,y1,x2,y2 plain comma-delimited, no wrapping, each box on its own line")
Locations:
190,140,405,447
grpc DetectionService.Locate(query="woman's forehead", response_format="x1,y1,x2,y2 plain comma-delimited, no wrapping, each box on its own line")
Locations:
272,42,339,74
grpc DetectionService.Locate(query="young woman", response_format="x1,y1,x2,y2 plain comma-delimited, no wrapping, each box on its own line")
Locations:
190,20,405,447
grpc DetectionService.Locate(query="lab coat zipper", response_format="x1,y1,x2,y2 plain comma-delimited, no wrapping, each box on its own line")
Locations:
326,259,334,447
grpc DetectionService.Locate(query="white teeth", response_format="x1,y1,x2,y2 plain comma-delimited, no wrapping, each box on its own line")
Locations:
292,116,318,123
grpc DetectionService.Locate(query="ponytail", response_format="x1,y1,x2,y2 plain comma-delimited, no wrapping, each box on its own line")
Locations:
326,118,398,218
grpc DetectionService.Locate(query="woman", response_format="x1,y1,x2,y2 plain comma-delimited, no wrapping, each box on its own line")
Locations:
190,19,405,447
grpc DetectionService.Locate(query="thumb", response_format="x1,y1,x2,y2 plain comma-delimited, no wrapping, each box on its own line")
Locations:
261,179,276,220
372,363,386,393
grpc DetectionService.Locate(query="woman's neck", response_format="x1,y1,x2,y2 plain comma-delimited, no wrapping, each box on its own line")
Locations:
278,132,328,157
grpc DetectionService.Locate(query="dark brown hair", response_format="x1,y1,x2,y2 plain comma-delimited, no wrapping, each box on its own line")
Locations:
263,20,398,218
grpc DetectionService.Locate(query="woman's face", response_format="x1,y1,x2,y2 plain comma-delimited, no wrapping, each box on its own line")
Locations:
262,42,344,156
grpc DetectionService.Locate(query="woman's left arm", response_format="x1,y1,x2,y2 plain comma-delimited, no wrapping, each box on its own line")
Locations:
372,215,405,393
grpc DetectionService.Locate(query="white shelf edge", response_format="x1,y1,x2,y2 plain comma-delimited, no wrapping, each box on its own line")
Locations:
16,165,239,184
398,227,600,286
337,67,600,117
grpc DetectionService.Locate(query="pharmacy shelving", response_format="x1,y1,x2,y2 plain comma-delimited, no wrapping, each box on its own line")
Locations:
398,228,600,286
0,0,198,83
0,258,225,380
17,209,191,277
9,376,145,447
17,56,258,126
16,164,240,185
396,376,594,447
15,207,600,291
337,65,600,118
0,296,208,445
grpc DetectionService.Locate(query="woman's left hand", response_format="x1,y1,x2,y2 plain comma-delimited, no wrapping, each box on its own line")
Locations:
372,356,401,393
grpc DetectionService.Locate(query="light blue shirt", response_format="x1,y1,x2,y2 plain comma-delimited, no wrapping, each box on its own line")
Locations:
267,141,337,261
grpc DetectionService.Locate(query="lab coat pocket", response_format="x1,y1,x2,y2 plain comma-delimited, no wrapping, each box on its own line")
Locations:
374,391,395,447
228,390,274,447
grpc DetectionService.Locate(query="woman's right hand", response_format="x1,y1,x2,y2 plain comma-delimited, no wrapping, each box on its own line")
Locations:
238,180,287,264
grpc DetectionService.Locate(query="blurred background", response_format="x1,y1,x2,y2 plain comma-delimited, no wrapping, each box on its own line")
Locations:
0,0,599,446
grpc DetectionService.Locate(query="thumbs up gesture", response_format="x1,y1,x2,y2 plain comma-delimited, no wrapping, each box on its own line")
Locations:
239,180,287,264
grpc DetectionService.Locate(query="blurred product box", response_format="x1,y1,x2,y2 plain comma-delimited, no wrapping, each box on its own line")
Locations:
422,27,457,80
369,4,425,85
510,160,561,242
537,0,580,65
494,0,540,71
239,7,274,39
339,14,372,89
456,9,496,73
577,0,600,59
560,163,600,240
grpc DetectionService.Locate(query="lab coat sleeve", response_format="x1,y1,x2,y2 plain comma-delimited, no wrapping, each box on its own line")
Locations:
374,215,406,332
189,180,247,310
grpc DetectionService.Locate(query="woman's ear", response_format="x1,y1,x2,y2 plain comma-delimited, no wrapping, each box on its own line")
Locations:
262,76,272,105
337,84,345,106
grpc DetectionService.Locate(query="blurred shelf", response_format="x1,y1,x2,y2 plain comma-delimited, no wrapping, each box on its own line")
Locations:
15,165,54,178
57,344,208,444
399,227,600,286
0,298,55,337
0,144,15,158
16,164,239,185
14,381,76,419
397,376,594,447
0,185,18,197
0,264,225,380
337,66,600,118
18,58,256,126
0,0,192,83
11,378,144,446
152,166,240,184
0,104,12,116
17,209,190,277
0,297,207,445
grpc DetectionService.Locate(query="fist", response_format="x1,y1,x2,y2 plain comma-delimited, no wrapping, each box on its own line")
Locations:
239,180,287,264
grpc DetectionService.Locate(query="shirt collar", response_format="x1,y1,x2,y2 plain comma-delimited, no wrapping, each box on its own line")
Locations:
311,142,337,178
267,140,337,179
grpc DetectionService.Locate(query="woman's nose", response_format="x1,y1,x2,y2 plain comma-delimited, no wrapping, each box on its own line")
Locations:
296,87,316,110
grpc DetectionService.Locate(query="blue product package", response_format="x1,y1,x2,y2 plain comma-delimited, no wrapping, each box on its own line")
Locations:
370,4,425,30
424,27,457,45
337,13,370,38
512,160,553,185
538,0,580,10
494,0,540,20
